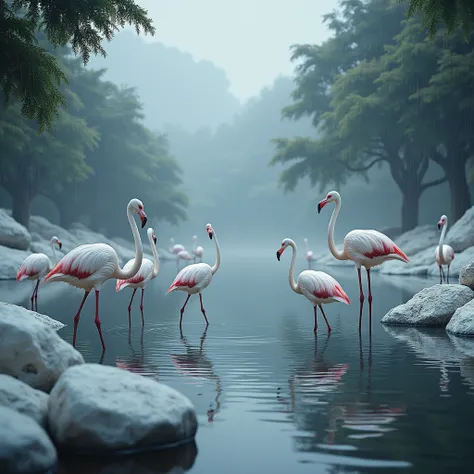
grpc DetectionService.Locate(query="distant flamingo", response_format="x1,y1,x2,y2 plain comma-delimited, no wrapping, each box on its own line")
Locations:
16,236,62,311
169,238,185,254
168,223,220,328
43,199,147,351
192,235,204,263
435,214,455,284
276,238,350,333
317,191,409,334
116,227,159,324
176,249,193,271
304,237,314,269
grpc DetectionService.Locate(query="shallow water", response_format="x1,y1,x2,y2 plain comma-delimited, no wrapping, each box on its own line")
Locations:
3,255,474,473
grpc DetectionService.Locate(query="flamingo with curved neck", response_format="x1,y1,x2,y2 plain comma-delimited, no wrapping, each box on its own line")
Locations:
303,237,314,269
435,215,454,284
43,198,147,350
276,238,350,333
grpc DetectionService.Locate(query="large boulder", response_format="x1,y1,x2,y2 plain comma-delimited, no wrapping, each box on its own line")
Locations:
446,299,474,336
0,245,30,280
29,215,80,250
0,303,84,392
48,364,198,452
459,258,474,289
0,406,57,474
381,284,474,326
446,206,474,252
0,374,49,428
0,209,31,250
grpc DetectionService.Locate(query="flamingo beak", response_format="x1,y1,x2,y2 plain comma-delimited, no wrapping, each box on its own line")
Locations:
438,222,442,230
317,200,327,214
58,241,62,249
153,235,157,245
138,210,147,228
208,231,213,240
276,248,284,261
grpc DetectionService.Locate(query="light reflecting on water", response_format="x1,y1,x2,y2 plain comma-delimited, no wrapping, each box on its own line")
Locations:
3,255,474,473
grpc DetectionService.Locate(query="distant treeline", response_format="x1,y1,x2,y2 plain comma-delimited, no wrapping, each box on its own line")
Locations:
273,0,474,232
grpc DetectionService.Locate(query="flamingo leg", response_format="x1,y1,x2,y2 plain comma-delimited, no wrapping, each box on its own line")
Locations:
199,293,209,325
94,290,106,351
367,268,373,335
34,281,39,312
357,268,364,333
179,294,191,328
319,305,332,333
313,306,318,333
447,265,450,284
441,266,446,284
439,265,443,284
140,289,145,325
73,290,90,348
31,280,39,311
128,288,137,312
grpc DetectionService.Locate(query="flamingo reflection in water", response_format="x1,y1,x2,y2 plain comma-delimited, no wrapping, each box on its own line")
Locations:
171,328,222,422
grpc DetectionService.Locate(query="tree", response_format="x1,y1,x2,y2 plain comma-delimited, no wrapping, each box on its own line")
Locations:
0,0,155,131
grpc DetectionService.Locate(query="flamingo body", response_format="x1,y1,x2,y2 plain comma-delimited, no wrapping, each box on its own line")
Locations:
298,270,350,306
177,249,193,263
168,263,213,295
435,245,454,267
116,258,155,290
17,253,52,282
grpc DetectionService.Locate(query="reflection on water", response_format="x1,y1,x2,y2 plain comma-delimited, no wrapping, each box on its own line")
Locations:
2,258,474,473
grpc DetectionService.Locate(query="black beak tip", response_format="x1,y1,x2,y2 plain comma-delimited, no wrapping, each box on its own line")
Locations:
317,203,322,214
141,217,147,229
209,232,213,240
438,223,441,230
153,237,157,244
58,243,62,249
276,251,281,261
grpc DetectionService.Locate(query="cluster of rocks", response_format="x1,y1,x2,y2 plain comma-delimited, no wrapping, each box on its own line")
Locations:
0,302,198,473
0,209,175,280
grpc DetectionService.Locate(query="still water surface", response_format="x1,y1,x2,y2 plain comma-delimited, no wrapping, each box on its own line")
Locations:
2,255,474,473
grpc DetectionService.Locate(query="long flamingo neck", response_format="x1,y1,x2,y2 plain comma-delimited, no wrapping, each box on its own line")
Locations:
50,241,58,266
115,207,143,279
288,241,300,294
439,220,448,261
150,236,159,279
304,240,309,253
210,234,221,275
328,199,347,260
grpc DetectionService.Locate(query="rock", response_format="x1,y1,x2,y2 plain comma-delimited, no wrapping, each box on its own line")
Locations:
446,299,474,336
459,259,474,289
29,215,80,250
0,245,30,280
0,406,57,474
0,374,49,428
381,284,474,326
48,364,198,452
0,303,84,392
0,209,31,250
393,224,440,256
446,206,474,252
0,302,65,331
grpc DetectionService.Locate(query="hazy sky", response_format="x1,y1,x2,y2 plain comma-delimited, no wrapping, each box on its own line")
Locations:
135,0,338,101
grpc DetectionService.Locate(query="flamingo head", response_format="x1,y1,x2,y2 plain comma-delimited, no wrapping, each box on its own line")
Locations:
276,238,292,261
129,198,147,228
51,236,62,249
206,223,214,240
192,235,198,242
438,215,447,230
303,238,308,243
147,228,157,245
318,191,340,214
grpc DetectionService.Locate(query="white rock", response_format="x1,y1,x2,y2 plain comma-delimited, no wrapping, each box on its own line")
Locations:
459,258,474,289
0,245,30,280
0,303,84,392
0,209,31,250
29,215,80,249
446,299,474,336
393,224,439,256
0,302,65,331
0,374,49,427
48,364,198,452
381,284,474,326
446,206,474,252
0,406,57,474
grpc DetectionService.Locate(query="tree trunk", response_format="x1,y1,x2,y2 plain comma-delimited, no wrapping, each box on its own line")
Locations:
57,199,76,229
447,160,471,222
400,187,420,233
11,189,31,228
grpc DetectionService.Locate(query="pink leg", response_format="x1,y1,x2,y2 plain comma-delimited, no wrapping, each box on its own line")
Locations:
357,268,364,333
367,268,373,335
140,289,145,325
199,293,209,325
94,290,106,351
128,288,137,327
313,306,318,333
180,294,191,328
73,291,90,348
319,305,332,333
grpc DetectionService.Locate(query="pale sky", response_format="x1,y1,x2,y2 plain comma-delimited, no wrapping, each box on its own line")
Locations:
135,0,338,101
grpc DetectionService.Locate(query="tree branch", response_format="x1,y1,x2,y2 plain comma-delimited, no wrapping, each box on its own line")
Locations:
338,157,385,172
420,175,448,192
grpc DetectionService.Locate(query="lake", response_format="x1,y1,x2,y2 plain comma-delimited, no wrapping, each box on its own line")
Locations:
2,254,474,474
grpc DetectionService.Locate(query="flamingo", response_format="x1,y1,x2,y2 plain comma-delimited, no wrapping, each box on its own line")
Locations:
116,227,160,324
276,238,350,333
176,249,193,270
435,214,455,284
169,238,185,254
317,191,409,334
42,198,147,351
167,223,220,328
192,235,204,263
16,236,62,311
303,237,314,269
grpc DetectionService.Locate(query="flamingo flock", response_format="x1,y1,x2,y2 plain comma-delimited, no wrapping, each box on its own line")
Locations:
15,189,452,352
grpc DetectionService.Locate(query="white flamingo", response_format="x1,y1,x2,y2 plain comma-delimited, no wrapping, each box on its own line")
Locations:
16,236,62,311
435,214,455,284
42,199,147,351
176,249,193,270
167,223,221,328
276,238,350,333
303,237,314,269
192,235,204,263
317,191,409,334
169,237,185,254
116,227,160,324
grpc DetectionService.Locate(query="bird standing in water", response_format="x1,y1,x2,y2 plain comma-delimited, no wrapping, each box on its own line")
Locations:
435,214,454,284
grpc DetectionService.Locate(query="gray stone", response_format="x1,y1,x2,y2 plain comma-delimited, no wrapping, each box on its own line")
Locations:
0,406,56,474
0,303,84,392
381,284,474,326
446,205,474,252
446,299,474,336
0,245,30,280
459,259,474,290
0,374,49,428
48,364,198,452
0,209,31,250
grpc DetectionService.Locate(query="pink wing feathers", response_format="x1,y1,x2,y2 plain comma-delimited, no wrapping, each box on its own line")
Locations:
299,271,351,304
116,258,153,291
16,254,51,281
168,263,211,293
349,230,409,263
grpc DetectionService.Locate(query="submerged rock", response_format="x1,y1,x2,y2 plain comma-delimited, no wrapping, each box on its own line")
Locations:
48,364,198,452
446,299,474,336
0,406,57,474
381,284,474,326
0,303,84,392
0,209,31,250
459,259,474,290
0,374,49,428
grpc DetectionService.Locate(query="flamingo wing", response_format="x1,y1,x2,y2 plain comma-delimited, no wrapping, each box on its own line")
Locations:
116,258,153,291
298,270,350,304
16,253,51,281
168,263,212,293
